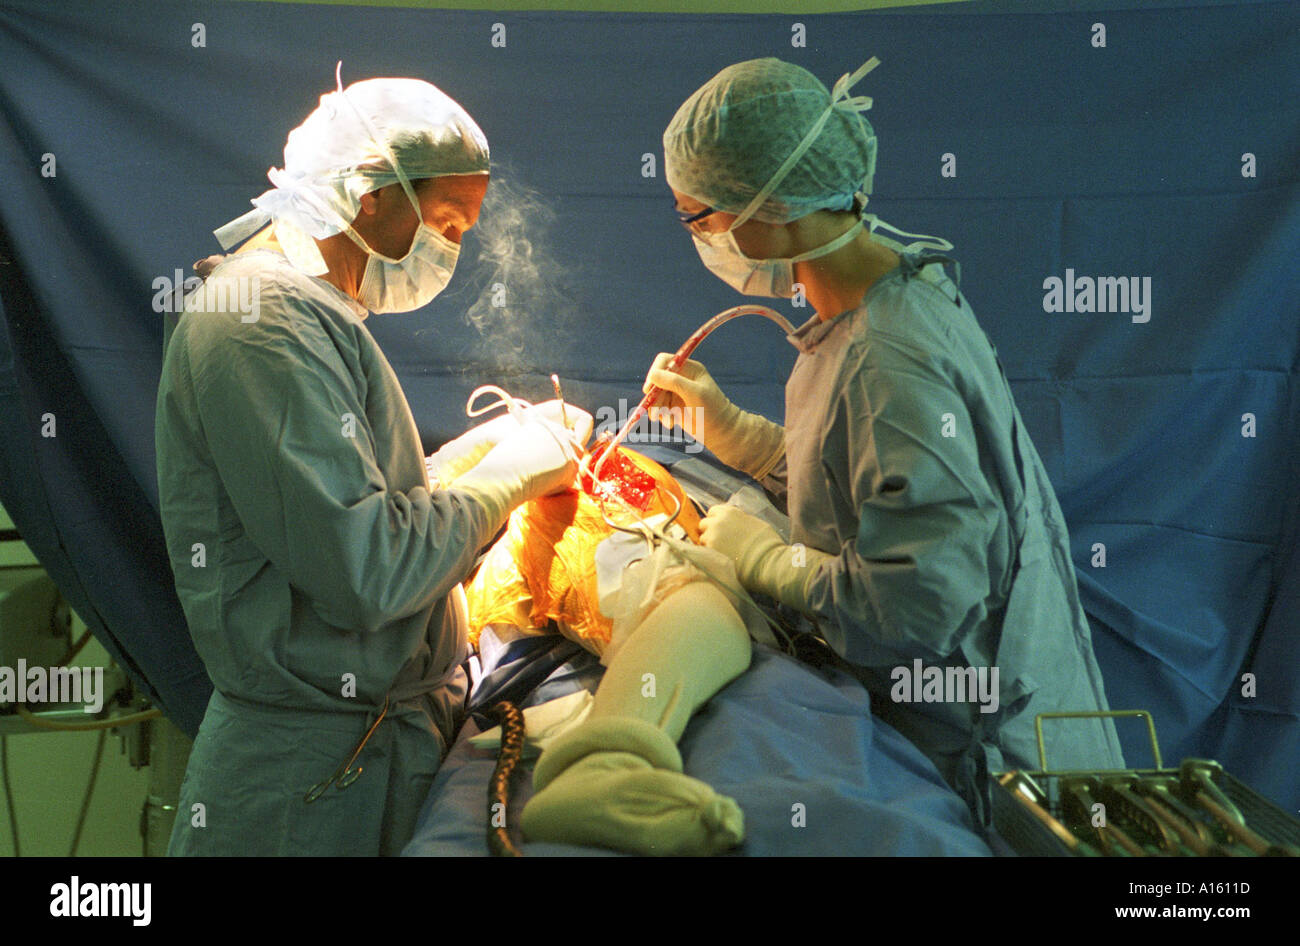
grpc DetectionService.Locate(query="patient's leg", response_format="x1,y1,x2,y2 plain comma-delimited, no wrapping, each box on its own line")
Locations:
592,579,751,740
520,580,751,855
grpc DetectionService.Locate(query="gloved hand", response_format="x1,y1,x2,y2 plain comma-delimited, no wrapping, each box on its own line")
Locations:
427,399,593,488
643,355,784,480
450,418,581,529
699,502,832,614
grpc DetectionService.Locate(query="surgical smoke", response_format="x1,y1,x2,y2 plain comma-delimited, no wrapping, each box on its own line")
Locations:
446,173,581,394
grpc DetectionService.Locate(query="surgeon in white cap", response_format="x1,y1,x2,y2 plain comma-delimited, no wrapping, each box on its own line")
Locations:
156,72,591,856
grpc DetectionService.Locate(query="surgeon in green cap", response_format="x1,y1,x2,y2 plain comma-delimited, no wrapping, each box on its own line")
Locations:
645,57,1125,823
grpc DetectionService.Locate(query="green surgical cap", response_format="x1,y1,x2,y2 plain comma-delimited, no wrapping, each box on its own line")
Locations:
663,58,878,225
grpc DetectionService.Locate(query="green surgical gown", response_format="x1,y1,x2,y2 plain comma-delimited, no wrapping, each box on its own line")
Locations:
155,250,500,855
774,252,1125,818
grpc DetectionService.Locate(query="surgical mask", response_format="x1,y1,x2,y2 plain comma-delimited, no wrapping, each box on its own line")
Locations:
692,215,865,298
340,187,460,314
693,56,951,298
333,75,463,313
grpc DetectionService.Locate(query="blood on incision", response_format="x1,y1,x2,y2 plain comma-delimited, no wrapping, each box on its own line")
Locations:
580,436,657,512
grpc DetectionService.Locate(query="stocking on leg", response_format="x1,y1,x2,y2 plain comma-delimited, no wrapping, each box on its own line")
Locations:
520,580,751,855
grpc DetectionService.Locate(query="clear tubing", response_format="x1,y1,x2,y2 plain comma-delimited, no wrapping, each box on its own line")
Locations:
594,305,796,479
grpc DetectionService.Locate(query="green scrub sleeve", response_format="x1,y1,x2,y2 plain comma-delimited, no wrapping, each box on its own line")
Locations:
805,333,1006,666
187,308,499,634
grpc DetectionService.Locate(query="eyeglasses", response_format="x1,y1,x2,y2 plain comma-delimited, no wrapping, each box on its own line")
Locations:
673,200,718,234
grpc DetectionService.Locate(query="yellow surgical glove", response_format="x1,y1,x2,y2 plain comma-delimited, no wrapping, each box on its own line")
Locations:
643,355,784,480
699,503,832,614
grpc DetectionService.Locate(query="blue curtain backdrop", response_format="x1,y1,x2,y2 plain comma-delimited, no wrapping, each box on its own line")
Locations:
0,0,1296,807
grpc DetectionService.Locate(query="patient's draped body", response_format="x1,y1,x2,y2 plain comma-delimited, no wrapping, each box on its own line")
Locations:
465,446,750,855
466,445,701,655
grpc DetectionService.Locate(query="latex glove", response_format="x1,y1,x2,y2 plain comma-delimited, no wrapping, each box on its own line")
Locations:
643,355,784,480
451,418,581,529
427,399,593,488
699,502,831,614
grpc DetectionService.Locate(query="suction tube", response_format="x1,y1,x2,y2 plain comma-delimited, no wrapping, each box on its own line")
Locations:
594,305,796,478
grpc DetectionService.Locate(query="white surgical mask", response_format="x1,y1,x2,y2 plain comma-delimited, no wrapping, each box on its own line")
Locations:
333,77,465,313
341,186,460,314
692,216,865,298
693,209,954,299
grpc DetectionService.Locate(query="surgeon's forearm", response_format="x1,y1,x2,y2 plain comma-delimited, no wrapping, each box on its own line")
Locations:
427,470,514,535
800,555,895,664
804,550,980,669
749,541,831,614
712,412,785,481
442,480,516,538
426,441,495,488
758,453,790,514
284,486,502,634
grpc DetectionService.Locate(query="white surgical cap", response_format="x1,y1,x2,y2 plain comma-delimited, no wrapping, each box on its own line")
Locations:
216,72,490,275
664,57,878,225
